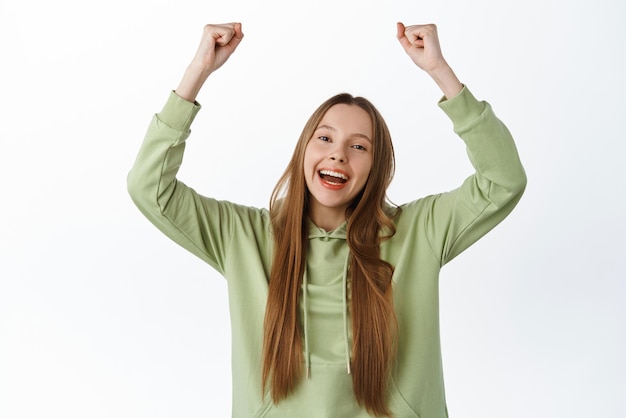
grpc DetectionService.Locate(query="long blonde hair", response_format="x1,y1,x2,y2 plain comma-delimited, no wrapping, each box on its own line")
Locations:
262,93,397,417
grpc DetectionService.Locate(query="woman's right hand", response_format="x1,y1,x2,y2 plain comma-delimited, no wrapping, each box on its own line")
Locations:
176,22,244,102
191,23,244,74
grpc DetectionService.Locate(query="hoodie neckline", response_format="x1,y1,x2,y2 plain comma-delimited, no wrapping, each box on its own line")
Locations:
307,219,347,240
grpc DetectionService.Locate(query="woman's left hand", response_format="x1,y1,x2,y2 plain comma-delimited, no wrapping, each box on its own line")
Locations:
396,22,463,99
396,22,447,73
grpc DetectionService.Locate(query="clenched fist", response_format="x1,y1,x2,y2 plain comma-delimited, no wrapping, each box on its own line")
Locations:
176,22,244,102
191,23,244,74
396,22,462,99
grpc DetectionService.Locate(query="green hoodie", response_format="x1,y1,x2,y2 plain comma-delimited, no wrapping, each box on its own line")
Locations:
127,86,526,417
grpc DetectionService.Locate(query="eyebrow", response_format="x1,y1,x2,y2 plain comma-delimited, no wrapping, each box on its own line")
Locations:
316,124,372,143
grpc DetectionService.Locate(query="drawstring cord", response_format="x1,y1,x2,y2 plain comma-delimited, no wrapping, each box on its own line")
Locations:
342,255,352,375
303,269,311,379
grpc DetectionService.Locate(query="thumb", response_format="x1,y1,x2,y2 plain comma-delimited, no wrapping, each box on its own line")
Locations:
396,22,411,51
234,22,244,40
396,22,406,40
228,22,244,49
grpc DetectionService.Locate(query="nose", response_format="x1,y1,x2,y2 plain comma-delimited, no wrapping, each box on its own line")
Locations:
329,148,346,163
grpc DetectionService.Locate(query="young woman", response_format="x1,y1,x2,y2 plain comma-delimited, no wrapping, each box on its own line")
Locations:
128,21,526,418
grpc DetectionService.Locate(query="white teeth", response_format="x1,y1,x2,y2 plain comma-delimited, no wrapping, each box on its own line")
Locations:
319,170,348,180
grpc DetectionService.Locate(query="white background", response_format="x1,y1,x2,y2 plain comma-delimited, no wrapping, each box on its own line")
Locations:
1,0,625,417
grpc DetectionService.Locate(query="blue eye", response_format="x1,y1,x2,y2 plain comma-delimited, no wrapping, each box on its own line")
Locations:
352,144,366,151
318,136,330,142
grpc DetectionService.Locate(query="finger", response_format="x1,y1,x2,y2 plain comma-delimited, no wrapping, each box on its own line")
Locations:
208,22,240,46
402,26,424,48
406,24,437,47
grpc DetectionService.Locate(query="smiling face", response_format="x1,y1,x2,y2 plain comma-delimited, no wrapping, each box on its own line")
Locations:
303,103,374,231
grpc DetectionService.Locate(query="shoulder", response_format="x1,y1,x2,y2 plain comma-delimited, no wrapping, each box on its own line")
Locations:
386,194,438,223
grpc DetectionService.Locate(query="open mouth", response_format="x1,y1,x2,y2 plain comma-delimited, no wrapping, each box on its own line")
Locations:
318,169,348,185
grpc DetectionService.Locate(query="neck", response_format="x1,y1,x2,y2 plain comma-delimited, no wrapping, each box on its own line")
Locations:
309,206,347,232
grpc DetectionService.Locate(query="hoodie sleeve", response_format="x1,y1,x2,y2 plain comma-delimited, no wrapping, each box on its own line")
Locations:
127,91,235,274
420,86,527,266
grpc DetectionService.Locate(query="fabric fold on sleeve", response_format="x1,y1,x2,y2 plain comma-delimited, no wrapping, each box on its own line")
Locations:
157,91,202,134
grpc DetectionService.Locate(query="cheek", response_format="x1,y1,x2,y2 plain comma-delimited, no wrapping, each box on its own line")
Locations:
303,153,314,176
351,162,372,194
303,143,321,172
358,158,373,180
303,152,318,186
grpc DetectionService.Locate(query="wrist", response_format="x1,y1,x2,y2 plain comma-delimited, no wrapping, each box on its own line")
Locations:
186,60,214,78
427,63,463,99
175,64,212,102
